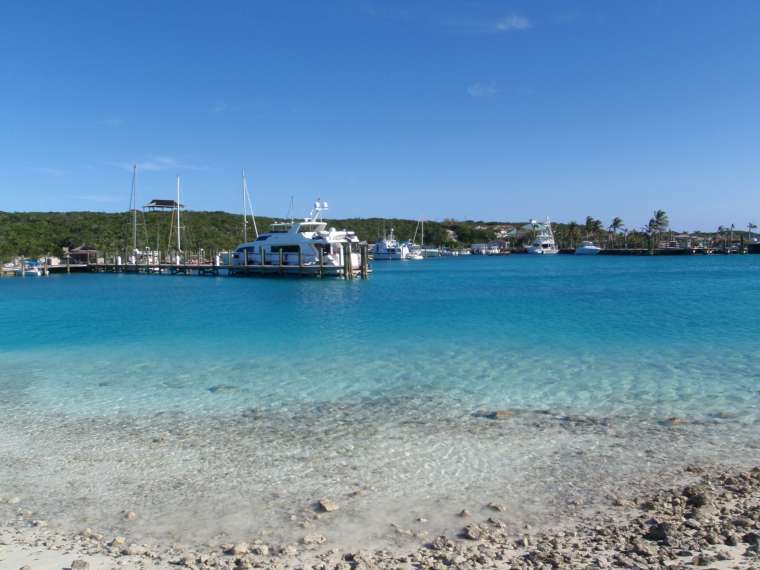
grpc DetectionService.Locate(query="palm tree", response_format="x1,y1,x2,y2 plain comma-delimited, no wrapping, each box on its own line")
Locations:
649,210,669,247
717,225,726,250
566,221,580,248
608,217,623,247
584,216,604,242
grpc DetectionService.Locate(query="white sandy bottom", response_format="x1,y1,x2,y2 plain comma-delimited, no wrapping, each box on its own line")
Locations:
2,400,760,554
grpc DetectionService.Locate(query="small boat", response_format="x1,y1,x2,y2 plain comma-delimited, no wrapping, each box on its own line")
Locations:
575,241,602,255
373,228,410,260
12,263,42,276
526,218,559,255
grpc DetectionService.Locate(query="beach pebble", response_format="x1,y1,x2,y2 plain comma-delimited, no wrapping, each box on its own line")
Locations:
458,509,471,518
302,534,326,545
123,511,137,521
228,542,249,555
70,560,90,570
31,520,47,528
462,524,481,540
318,498,339,512
122,544,148,556
110,536,126,546
487,502,507,512
7,497,21,505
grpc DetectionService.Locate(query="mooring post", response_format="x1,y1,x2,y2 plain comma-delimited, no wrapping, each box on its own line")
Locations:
344,243,353,280
318,248,324,278
360,243,368,279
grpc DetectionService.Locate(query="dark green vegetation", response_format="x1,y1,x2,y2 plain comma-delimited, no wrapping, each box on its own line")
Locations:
1,209,752,260
0,211,500,259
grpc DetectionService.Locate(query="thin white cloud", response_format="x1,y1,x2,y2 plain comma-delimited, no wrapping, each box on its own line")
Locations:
211,101,227,113
496,14,531,32
104,156,208,172
99,118,124,127
468,82,498,98
28,166,64,177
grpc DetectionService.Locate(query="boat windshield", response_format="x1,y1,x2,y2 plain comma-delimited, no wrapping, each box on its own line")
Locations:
269,223,292,233
298,222,326,233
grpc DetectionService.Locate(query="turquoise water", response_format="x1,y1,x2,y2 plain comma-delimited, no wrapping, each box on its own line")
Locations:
3,256,759,419
2,255,760,547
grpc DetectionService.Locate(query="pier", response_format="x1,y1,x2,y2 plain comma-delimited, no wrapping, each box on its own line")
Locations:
38,242,372,279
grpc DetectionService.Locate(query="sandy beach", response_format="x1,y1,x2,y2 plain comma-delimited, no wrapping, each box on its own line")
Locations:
3,463,760,569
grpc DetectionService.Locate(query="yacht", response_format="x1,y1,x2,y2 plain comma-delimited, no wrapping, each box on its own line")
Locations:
526,218,559,255
373,228,410,260
575,241,602,255
231,199,363,274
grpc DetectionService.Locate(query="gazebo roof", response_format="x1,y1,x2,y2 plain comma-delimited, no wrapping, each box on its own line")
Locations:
144,199,183,209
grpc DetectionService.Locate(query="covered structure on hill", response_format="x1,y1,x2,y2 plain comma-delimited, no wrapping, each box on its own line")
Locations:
144,199,183,211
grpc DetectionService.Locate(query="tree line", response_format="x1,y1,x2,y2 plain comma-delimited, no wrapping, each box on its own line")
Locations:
1,209,753,260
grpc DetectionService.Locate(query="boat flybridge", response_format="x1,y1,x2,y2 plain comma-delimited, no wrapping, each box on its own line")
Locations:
231,199,363,275
526,218,559,255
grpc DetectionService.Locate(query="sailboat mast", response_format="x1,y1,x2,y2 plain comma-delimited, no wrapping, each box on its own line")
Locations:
176,175,181,254
242,169,248,243
131,164,137,252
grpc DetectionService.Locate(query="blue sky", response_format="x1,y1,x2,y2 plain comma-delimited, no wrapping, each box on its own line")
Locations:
1,0,759,230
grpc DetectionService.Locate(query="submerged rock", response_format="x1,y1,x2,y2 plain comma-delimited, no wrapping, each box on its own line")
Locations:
70,560,90,570
663,416,688,426
318,498,339,512
474,410,513,420
207,384,239,394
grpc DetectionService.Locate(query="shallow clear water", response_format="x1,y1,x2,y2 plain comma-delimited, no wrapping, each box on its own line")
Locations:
2,256,760,548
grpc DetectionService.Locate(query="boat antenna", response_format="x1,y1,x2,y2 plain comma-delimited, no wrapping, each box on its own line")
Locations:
287,195,294,222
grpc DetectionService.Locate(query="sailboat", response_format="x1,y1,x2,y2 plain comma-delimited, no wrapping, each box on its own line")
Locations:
402,218,425,260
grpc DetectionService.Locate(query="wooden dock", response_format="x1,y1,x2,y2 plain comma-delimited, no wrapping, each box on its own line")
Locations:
44,243,371,279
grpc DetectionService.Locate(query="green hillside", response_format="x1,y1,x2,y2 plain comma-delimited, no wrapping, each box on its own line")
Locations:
0,211,501,260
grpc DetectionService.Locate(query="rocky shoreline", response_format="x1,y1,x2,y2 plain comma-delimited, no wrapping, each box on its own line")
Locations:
3,464,760,569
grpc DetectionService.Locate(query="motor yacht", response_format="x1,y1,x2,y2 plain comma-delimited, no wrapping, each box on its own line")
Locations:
575,241,602,255
526,218,559,255
231,199,363,274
